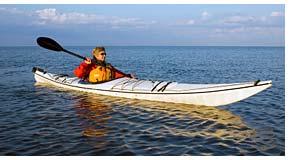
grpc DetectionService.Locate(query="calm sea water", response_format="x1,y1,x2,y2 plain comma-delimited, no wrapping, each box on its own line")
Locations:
0,46,284,156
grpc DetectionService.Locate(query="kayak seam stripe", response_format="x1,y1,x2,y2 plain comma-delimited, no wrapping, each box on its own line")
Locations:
34,72,271,95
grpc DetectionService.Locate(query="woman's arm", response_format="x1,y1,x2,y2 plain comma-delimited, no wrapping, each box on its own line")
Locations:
111,66,133,78
74,61,91,79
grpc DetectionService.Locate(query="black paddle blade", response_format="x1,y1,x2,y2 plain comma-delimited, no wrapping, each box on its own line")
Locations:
36,37,64,52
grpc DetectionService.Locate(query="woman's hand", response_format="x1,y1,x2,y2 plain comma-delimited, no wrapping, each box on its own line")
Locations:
84,57,92,64
130,73,137,79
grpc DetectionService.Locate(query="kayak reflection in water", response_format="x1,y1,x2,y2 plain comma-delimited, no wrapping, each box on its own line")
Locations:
74,95,113,138
71,92,255,142
74,46,136,83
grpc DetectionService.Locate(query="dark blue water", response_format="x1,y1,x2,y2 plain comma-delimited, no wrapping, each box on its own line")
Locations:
0,46,284,155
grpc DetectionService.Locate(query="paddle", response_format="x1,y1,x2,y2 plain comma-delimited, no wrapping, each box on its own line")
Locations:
36,37,86,60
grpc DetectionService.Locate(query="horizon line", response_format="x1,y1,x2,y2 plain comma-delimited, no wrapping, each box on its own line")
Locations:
0,45,285,47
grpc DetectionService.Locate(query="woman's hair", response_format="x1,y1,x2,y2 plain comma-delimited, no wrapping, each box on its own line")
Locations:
92,46,106,55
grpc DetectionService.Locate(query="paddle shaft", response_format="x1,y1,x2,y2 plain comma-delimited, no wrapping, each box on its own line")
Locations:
62,49,86,60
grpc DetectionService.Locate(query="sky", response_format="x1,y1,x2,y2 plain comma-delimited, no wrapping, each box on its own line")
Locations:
0,4,284,46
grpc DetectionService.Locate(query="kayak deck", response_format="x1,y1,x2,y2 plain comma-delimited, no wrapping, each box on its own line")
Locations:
32,67,272,106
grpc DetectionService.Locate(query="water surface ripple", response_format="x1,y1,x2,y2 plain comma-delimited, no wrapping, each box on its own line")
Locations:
0,46,284,155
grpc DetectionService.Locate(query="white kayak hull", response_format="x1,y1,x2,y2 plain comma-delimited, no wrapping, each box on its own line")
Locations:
32,67,272,106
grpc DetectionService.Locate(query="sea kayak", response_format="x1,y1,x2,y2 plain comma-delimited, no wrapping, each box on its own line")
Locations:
32,67,272,106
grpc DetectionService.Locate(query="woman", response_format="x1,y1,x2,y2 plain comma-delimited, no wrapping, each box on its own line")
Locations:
74,46,135,83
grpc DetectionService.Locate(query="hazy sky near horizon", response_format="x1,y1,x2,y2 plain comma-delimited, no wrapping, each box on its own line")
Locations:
0,4,284,46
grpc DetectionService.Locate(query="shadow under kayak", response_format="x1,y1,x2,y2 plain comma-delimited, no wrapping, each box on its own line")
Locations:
32,67,272,106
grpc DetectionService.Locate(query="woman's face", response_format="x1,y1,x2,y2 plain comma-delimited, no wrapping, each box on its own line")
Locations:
94,51,106,61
